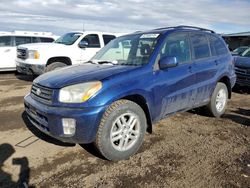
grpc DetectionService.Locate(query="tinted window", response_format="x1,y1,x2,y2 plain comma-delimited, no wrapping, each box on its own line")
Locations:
82,34,100,48
40,37,54,42
32,37,40,43
160,32,191,63
190,33,210,59
0,36,12,47
209,35,228,56
15,36,32,46
103,35,116,45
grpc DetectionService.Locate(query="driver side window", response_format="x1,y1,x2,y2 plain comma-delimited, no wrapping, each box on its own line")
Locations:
160,32,191,64
81,34,100,48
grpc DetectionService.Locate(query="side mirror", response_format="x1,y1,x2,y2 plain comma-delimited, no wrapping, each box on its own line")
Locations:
78,40,89,48
159,56,178,69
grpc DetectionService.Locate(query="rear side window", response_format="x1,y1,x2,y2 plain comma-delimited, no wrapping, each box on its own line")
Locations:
40,37,54,42
160,32,191,63
82,34,100,48
103,35,116,45
32,37,40,43
209,35,228,56
190,33,210,59
0,36,12,47
15,36,32,46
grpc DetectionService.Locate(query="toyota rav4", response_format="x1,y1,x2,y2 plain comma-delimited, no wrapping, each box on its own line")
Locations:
24,26,236,161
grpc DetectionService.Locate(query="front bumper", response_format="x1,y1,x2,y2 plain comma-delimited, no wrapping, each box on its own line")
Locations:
24,94,106,144
16,59,45,75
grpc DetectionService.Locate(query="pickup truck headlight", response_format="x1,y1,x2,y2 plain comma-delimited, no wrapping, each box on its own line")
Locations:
59,81,102,103
28,50,40,59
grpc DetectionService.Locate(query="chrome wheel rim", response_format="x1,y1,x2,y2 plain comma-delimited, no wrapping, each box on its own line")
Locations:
215,88,227,112
110,112,140,151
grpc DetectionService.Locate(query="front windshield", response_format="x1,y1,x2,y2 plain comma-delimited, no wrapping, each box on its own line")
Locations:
241,48,250,57
55,32,82,45
92,33,160,66
233,47,248,55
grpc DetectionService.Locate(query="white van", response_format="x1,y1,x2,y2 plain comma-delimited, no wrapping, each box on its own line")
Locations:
0,31,58,71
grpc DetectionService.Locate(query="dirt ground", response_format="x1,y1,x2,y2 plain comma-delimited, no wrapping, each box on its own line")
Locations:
0,72,249,188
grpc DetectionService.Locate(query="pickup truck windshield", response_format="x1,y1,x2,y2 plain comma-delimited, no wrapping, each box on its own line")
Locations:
92,33,160,66
54,32,82,45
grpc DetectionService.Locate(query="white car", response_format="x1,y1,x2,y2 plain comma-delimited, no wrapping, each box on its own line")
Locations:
0,31,58,71
16,31,117,75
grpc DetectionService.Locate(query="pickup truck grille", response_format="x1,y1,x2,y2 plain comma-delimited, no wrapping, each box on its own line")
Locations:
17,48,28,59
31,83,53,104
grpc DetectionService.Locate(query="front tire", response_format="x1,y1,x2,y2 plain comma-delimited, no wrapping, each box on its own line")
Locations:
206,82,228,117
95,100,147,161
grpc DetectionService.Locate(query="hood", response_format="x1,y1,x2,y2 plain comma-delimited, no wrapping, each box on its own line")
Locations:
235,56,250,69
34,64,137,88
18,42,66,50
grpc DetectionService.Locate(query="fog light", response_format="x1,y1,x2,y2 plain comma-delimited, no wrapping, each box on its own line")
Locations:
62,118,76,136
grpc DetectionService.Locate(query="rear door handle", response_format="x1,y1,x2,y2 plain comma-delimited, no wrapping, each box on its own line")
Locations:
215,60,218,65
4,49,11,52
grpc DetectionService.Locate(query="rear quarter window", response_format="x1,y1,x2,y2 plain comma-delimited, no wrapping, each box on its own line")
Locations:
209,35,228,56
190,33,210,59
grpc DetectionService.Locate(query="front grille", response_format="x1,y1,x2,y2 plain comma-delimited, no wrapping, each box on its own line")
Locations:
25,103,49,129
31,83,53,104
17,48,28,59
235,67,250,78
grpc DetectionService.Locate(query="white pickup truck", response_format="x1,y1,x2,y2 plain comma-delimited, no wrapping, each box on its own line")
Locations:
16,31,117,75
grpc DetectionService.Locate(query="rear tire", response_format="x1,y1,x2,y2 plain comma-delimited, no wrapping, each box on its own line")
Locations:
95,100,147,161
45,62,67,72
206,82,228,117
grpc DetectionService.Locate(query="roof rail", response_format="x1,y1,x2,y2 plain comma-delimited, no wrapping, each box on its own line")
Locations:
154,25,215,33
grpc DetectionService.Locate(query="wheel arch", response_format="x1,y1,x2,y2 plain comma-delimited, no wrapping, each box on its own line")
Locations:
121,94,153,134
218,76,232,99
46,56,72,66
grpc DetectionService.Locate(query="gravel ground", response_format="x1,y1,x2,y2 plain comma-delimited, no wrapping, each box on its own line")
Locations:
0,72,249,188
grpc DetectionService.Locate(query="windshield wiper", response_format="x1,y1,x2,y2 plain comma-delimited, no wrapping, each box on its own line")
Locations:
119,63,139,66
96,61,117,65
86,60,98,64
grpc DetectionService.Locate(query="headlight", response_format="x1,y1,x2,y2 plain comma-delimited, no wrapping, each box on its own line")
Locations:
59,81,102,103
28,50,40,59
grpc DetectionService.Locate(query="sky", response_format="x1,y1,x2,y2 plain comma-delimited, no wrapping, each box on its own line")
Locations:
0,0,249,35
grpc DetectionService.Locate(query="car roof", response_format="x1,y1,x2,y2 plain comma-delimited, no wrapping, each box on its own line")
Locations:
127,25,216,36
69,31,119,35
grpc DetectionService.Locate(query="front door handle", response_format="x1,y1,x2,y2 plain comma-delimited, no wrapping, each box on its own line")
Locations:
4,49,11,52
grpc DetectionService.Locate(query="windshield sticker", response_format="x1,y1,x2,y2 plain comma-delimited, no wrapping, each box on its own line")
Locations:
140,34,159,38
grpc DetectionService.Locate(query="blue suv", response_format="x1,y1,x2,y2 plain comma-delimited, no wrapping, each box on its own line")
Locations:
24,26,236,161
